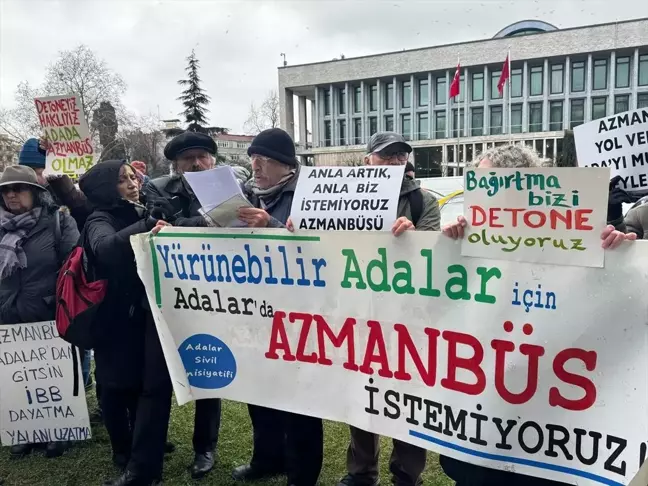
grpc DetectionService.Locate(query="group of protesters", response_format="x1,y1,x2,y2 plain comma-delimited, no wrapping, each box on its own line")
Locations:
0,125,641,486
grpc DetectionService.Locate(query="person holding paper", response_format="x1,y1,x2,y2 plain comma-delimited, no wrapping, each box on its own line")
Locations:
0,165,80,459
144,131,223,480
231,128,323,486
440,144,632,486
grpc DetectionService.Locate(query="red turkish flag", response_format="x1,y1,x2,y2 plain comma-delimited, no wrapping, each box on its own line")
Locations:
449,63,461,99
497,55,510,95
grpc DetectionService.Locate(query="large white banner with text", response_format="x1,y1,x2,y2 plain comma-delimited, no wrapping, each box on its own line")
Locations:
132,228,648,486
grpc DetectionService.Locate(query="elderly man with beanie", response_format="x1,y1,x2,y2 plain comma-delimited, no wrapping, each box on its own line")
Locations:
231,128,323,486
144,131,222,479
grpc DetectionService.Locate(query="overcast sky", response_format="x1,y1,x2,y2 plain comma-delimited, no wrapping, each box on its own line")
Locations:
1,0,647,134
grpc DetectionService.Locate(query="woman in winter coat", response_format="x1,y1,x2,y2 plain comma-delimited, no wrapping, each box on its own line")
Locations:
79,160,170,486
0,165,79,458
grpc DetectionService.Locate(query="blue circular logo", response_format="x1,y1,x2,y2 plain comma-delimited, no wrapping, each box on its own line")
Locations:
178,334,237,389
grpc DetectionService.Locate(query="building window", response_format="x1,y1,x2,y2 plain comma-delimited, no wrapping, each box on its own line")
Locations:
550,64,564,94
591,97,607,120
338,119,347,145
472,72,484,101
640,54,648,86
616,57,630,89
511,104,523,133
529,66,543,96
458,75,465,103
491,70,502,99
570,99,585,129
368,117,378,136
417,113,429,140
324,120,332,146
384,115,394,132
323,89,331,115
369,85,378,112
401,114,412,140
490,106,503,135
435,111,446,139
615,95,630,114
353,86,362,113
592,59,608,90
571,61,585,92
549,101,563,131
418,79,429,106
471,107,484,136
402,81,412,109
528,102,543,132
435,77,447,105
452,109,464,137
338,88,346,115
353,118,362,144
511,68,522,97
638,93,648,109
385,83,394,110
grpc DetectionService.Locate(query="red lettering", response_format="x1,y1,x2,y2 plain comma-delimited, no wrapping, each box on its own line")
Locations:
290,312,317,363
550,209,572,230
393,324,440,386
502,208,525,227
491,339,545,404
574,209,593,231
359,320,393,378
488,208,503,228
314,314,358,371
470,205,487,226
549,348,597,411
441,330,485,395
523,210,547,229
264,311,296,361
35,99,45,114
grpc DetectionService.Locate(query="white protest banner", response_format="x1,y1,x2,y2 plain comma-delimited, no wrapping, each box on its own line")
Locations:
461,167,609,268
34,94,97,179
133,228,648,486
0,321,91,446
574,107,648,192
290,165,405,231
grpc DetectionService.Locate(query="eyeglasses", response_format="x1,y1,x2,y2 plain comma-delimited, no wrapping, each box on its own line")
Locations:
375,150,409,162
0,184,30,194
250,154,273,164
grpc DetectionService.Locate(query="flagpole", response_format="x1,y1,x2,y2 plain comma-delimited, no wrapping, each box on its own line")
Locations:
508,47,512,144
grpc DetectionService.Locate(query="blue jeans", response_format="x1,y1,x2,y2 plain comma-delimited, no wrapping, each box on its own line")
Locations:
81,349,92,387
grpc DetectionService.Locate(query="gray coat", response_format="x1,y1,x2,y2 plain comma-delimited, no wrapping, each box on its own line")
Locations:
0,208,79,324
244,169,300,227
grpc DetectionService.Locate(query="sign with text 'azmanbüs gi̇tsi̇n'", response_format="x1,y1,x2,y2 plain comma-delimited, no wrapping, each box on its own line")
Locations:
0,321,91,446
574,108,648,193
35,94,97,179
290,165,405,231
461,168,609,268
133,228,648,486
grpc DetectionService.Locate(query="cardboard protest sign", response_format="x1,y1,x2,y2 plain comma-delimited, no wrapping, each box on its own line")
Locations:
461,167,609,268
0,321,91,446
133,228,648,486
574,108,648,192
35,94,97,179
290,165,404,231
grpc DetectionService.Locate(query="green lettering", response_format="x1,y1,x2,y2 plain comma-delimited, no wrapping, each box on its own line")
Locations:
367,248,391,292
418,249,441,297
474,267,502,304
445,264,471,301
392,261,414,295
340,249,367,289
466,170,477,190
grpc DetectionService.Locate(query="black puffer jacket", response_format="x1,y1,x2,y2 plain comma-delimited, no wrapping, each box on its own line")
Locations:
145,174,207,227
0,206,78,324
79,160,156,388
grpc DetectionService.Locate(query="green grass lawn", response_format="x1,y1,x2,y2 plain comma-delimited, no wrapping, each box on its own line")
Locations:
0,391,454,486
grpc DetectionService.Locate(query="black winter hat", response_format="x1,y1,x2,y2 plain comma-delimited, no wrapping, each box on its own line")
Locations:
164,131,217,160
247,128,298,166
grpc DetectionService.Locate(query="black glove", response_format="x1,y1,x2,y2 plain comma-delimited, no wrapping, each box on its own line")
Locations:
607,175,636,222
148,196,178,223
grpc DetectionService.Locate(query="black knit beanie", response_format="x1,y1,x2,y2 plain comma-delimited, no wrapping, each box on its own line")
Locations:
247,128,298,166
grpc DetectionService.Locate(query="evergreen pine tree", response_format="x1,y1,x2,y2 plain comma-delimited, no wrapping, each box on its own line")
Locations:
177,50,210,133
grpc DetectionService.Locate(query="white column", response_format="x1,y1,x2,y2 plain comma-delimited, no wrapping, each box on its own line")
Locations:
564,57,570,130
298,96,307,147
360,81,366,145
609,51,616,115
313,88,320,147
284,89,295,139
522,61,529,132
542,59,549,131
427,72,433,139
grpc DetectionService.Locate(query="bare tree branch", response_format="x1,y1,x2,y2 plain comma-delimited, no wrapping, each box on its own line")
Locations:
244,90,279,135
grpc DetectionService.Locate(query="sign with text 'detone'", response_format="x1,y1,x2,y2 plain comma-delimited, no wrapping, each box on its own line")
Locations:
461,167,609,268
35,94,97,179
290,165,404,231
574,108,648,193
0,321,91,446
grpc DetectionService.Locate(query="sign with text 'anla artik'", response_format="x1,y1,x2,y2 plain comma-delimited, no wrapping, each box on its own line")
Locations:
134,228,648,486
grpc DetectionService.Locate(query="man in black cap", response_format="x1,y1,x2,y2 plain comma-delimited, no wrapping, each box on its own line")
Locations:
144,131,222,479
336,132,440,486
231,128,324,486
